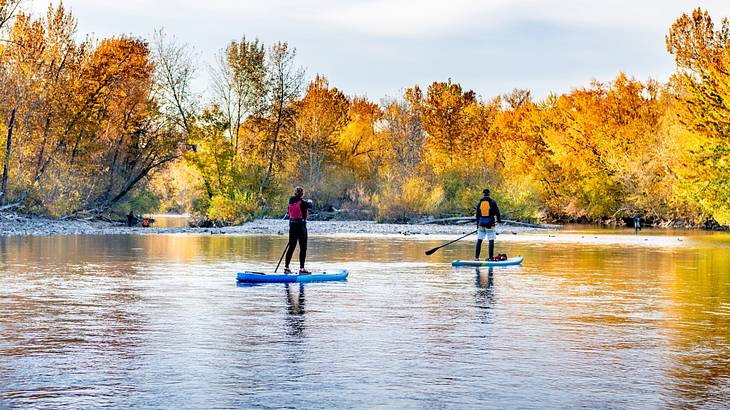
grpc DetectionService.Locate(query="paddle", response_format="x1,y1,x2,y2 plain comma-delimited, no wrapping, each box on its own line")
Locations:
425,230,478,256
274,243,290,273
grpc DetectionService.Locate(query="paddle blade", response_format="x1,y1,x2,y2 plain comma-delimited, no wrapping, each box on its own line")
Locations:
424,248,439,256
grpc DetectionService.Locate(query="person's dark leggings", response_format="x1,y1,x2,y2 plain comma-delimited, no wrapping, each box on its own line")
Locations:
285,221,307,269
475,239,495,260
475,224,495,260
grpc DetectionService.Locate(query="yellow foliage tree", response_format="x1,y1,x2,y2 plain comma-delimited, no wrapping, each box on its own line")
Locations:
667,8,730,224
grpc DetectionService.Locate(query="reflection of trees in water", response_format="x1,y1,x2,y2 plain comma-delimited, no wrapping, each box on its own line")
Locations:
663,248,730,407
0,236,147,355
284,284,306,338
0,236,147,403
3,231,729,406
549,245,730,406
126,234,497,267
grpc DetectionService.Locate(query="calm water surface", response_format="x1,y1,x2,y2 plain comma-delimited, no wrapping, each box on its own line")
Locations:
1,230,729,408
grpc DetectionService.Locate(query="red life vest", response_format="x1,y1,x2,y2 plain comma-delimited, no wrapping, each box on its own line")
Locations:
288,199,304,219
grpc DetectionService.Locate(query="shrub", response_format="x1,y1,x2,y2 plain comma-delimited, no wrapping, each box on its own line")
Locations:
494,177,544,222
373,177,444,222
206,191,259,225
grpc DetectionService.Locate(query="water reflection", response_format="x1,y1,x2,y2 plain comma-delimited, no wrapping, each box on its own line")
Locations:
0,232,728,407
475,267,495,307
474,268,495,328
662,246,730,407
284,284,306,338
475,267,495,290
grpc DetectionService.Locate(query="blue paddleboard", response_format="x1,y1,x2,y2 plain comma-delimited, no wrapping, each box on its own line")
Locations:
236,269,349,283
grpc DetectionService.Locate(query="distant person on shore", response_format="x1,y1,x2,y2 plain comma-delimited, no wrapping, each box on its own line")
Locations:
284,186,313,274
634,215,642,233
475,189,502,260
127,210,137,227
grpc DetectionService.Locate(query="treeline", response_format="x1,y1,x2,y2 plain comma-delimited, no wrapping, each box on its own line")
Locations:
1,3,729,226
0,2,188,216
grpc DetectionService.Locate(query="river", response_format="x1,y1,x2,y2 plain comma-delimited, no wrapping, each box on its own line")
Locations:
1,229,728,408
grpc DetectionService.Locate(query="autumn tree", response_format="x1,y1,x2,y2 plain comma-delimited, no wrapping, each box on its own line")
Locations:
289,75,349,199
0,0,20,33
211,37,267,152
259,41,304,194
152,29,197,136
1,5,64,205
337,97,381,183
423,80,476,170
373,86,444,221
4,3,728,227
91,38,187,209
667,8,730,224
0,4,185,215
380,86,426,180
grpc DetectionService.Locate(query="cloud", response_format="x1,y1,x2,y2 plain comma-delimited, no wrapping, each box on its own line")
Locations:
38,0,730,38
316,0,510,37
25,0,730,100
313,0,730,37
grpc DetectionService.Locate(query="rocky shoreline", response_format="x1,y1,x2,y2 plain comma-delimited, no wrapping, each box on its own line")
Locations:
0,214,551,237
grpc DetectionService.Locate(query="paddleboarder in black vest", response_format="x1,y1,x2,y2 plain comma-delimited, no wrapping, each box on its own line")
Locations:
284,186,313,274
475,189,501,260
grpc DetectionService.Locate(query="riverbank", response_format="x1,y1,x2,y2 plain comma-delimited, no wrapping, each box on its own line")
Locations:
2,214,721,250
0,214,551,237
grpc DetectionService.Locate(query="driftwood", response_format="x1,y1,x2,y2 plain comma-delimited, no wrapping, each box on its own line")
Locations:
0,202,23,211
418,216,475,225
501,219,548,229
419,216,549,229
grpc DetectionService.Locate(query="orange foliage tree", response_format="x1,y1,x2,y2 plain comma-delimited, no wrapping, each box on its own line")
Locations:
0,4,185,215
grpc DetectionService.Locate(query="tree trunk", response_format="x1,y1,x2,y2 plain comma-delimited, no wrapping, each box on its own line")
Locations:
105,155,176,207
1,107,17,205
104,133,125,201
34,114,52,183
260,102,283,193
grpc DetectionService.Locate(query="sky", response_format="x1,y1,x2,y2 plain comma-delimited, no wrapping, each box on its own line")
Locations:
26,0,730,101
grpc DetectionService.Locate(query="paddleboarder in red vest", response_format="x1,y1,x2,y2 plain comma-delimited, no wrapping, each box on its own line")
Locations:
475,188,501,260
284,186,313,274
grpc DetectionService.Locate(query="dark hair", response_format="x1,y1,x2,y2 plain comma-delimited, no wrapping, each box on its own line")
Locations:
483,188,490,196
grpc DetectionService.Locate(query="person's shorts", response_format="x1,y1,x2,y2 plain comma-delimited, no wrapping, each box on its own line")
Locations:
477,227,496,241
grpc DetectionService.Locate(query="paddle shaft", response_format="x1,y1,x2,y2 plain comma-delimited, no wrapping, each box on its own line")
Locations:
275,243,290,273
425,230,478,255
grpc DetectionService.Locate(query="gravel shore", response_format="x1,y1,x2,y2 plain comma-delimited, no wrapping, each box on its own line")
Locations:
0,215,698,249
0,214,549,237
